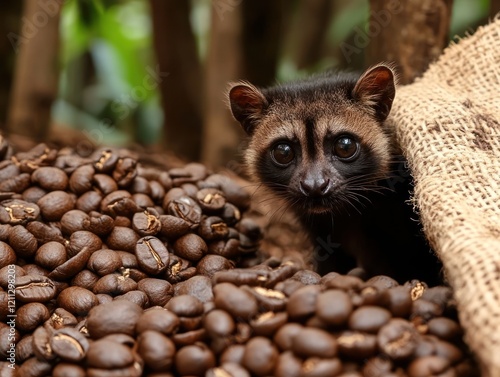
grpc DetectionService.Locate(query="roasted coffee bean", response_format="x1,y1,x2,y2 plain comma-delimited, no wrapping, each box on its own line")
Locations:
427,317,462,341
82,211,114,236
67,230,102,258
0,199,40,224
220,203,241,226
132,209,161,236
132,193,155,208
242,286,286,312
250,311,288,337
0,323,19,358
93,271,138,295
172,327,208,347
116,251,139,269
48,246,93,281
69,164,94,195
52,363,86,377
158,214,192,239
135,236,169,275
199,216,229,241
22,264,50,277
93,149,119,173
286,284,321,320
166,294,204,317
87,300,142,338
292,327,338,358
16,356,53,377
96,293,113,305
0,264,25,288
0,160,19,180
87,249,122,276
113,157,137,187
115,290,150,308
37,190,75,221
15,275,56,303
316,289,352,326
241,336,279,376
412,299,444,320
136,307,180,335
220,344,246,365
323,274,364,291
0,173,30,192
46,308,78,330
173,233,208,262
337,331,378,359
196,188,226,213
50,327,89,362
206,363,251,377
163,187,187,207
377,318,419,360
26,221,65,244
22,186,48,204
273,322,303,351
101,191,142,217
407,356,454,377
76,190,103,213
16,303,50,332
31,167,68,191
208,238,241,259
275,350,303,377
349,306,392,333
107,226,140,253
86,339,135,369
174,275,214,303
131,176,151,195
57,286,99,316
175,342,216,376
214,282,259,320
60,209,89,234
0,224,11,241
15,335,34,363
380,285,413,317
197,255,234,277
34,241,67,270
0,241,16,268
32,325,56,361
203,174,250,209
8,225,37,258
137,277,173,306
266,262,300,288
93,173,118,195
421,286,454,310
203,309,235,339
137,330,176,372
289,269,321,285
167,196,202,228
362,356,393,377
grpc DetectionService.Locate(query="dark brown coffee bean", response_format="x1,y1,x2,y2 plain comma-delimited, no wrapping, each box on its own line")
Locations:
113,157,137,187
174,275,214,303
421,286,454,310
96,293,113,305
46,308,78,330
0,199,40,224
32,325,55,361
60,209,89,235
165,294,204,317
57,286,99,316
87,300,143,338
158,214,191,239
15,335,34,363
241,336,278,376
93,148,119,172
349,306,392,333
22,186,47,204
203,174,251,209
100,189,131,211
8,225,37,259
203,309,235,339
34,241,67,270
16,303,50,332
69,164,94,195
93,173,118,195
362,356,393,377
274,350,302,377
50,327,89,362
250,311,288,337
0,265,24,290
48,246,93,281
82,211,114,236
286,284,321,320
175,342,216,376
167,196,202,229
208,238,241,259
196,188,226,214
0,323,19,361
132,193,155,208
37,190,75,221
214,282,258,320
337,331,378,359
137,277,173,306
131,176,152,195
136,307,180,335
412,299,444,320
197,255,234,278
93,271,138,296
16,356,53,377
212,267,269,286
289,269,321,285
31,166,68,191
0,242,16,268
87,365,143,377
0,173,30,192
87,249,122,276
378,318,419,360
22,264,50,277
316,289,352,326
0,224,11,242
427,317,462,341
274,323,303,351
198,216,229,241
407,356,453,377
220,203,241,226
76,190,103,213
103,193,142,218
116,251,139,269
266,262,300,288
301,357,343,377
0,161,19,180
292,327,338,358
15,275,56,303
132,209,161,236
107,226,140,253
135,236,169,275
207,363,251,377
115,290,150,308
52,363,86,377
173,233,208,262
137,330,176,372
26,221,65,245
67,230,102,258
380,286,413,317
86,339,135,369
323,274,364,291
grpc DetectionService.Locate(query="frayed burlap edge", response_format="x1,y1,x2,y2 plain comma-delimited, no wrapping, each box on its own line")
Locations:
388,16,500,376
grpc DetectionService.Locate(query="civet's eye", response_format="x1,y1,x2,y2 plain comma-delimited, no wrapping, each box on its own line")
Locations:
271,143,295,166
333,135,359,160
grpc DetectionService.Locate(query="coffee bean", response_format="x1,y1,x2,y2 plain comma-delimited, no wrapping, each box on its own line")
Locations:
67,230,102,258
337,331,378,359
173,233,208,262
0,265,25,289
378,318,419,360
0,224,11,242
174,275,214,303
86,339,135,369
136,307,180,335
275,350,302,377
323,274,364,291
31,167,69,191
82,211,114,236
266,262,300,288
212,267,269,286
316,289,352,326
87,249,122,276
45,308,78,330
166,295,204,317
273,322,303,351
52,363,86,377
158,214,192,239
76,190,103,213
250,311,288,337
289,269,321,285
135,236,169,275
301,357,343,377
102,191,142,217
48,246,93,281
87,300,142,338
412,299,443,321
32,325,56,361
196,188,226,214
107,226,140,253
50,327,89,362
8,225,37,259
137,330,176,372
114,290,150,308
349,306,392,333
96,293,113,305
69,164,94,195
132,193,155,208
0,173,30,192
15,275,56,303
167,196,202,229
286,284,321,320
199,216,229,241
0,323,19,358
116,251,139,269
113,157,137,187
137,277,173,306
16,356,53,377
132,209,161,236
175,342,216,376
57,286,99,316
0,199,40,225
292,327,338,358
93,271,138,296
362,356,393,377
207,363,251,377
93,173,118,195
17,303,50,332
22,264,50,277
427,317,462,341
220,344,246,365
407,356,453,377
15,335,34,364
220,203,241,226
197,255,234,278
242,336,279,376
37,190,75,221
214,282,259,320
60,209,89,234
93,148,119,173
26,221,65,245
35,241,67,270
0,241,16,268
22,186,47,204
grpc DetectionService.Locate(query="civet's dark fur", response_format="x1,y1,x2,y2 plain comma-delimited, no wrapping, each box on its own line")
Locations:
229,65,442,284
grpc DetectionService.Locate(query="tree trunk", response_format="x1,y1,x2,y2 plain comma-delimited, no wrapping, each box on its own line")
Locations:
149,0,203,162
366,0,453,84
7,0,62,140
201,3,246,170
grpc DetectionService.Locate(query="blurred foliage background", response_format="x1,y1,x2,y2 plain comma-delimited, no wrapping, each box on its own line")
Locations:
0,0,496,171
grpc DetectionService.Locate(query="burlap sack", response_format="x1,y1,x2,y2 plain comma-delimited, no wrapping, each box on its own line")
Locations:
388,17,500,376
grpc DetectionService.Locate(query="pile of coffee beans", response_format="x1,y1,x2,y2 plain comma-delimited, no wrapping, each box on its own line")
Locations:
0,139,479,376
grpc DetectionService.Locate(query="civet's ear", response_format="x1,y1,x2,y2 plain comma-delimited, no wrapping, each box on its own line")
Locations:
228,82,268,135
352,64,396,121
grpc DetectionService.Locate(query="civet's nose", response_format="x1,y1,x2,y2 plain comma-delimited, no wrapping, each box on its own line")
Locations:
300,178,330,197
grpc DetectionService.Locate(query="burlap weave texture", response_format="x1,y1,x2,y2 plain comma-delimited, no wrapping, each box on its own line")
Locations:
388,17,500,376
